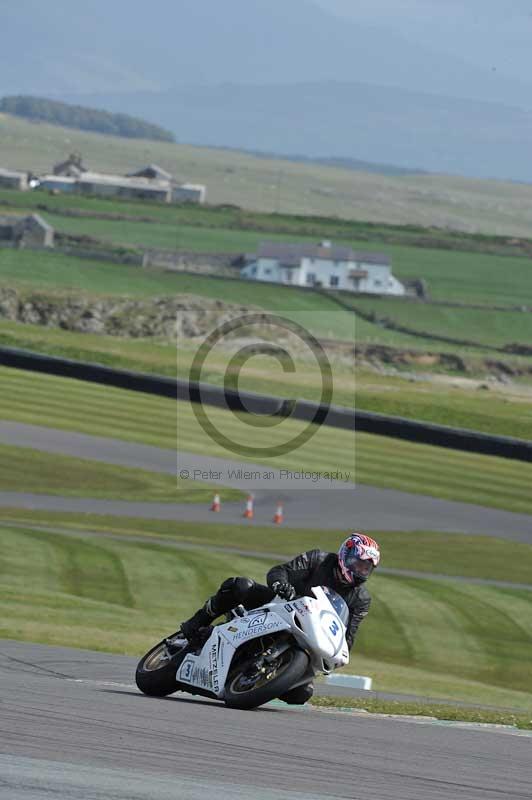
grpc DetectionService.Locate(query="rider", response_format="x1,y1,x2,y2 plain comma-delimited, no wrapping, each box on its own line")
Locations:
180,533,381,705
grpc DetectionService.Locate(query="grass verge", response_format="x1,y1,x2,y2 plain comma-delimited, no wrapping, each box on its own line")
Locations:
0,443,243,503
1,366,531,513
2,510,532,586
310,697,532,729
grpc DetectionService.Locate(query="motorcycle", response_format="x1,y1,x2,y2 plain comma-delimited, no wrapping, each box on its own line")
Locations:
135,585,350,709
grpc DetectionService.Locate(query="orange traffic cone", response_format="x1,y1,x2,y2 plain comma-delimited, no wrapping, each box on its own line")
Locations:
273,502,284,525
243,495,254,519
211,493,221,512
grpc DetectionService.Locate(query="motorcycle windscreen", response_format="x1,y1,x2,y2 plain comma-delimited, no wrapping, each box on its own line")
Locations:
321,586,349,626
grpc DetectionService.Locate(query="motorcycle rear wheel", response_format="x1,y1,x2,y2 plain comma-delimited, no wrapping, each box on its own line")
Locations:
224,648,309,710
135,636,183,697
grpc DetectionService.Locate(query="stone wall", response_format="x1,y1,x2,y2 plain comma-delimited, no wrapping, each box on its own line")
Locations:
142,249,242,276
0,287,253,339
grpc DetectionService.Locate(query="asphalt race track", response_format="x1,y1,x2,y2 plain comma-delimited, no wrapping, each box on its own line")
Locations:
2,641,532,800
1,421,531,540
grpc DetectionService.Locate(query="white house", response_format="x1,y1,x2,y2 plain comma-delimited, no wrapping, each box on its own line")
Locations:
241,241,404,295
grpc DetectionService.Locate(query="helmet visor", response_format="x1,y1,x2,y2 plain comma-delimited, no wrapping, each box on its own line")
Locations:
343,551,374,581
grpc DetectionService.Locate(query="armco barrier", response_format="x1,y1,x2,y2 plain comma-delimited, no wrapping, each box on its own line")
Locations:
0,345,530,462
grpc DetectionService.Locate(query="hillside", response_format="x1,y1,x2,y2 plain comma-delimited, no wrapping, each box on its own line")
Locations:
3,113,532,236
0,96,174,142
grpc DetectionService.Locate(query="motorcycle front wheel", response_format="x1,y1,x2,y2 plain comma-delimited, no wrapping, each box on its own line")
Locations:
224,647,309,710
135,635,184,697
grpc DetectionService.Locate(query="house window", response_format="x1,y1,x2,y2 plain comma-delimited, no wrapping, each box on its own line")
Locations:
263,267,272,276
329,275,339,287
306,272,316,285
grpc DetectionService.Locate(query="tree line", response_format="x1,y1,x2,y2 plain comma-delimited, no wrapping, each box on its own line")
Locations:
0,96,175,143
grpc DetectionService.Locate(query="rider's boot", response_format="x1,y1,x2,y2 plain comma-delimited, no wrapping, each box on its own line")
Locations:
180,578,256,648
180,598,217,648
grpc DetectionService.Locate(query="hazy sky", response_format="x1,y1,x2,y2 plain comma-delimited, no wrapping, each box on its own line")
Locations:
315,0,532,80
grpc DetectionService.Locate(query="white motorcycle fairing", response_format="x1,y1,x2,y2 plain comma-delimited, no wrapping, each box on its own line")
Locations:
175,586,349,699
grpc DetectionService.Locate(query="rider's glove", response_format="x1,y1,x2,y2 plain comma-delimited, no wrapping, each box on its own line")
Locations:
271,581,296,601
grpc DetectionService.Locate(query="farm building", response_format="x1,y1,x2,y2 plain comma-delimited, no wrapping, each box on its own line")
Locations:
36,157,207,204
39,175,78,193
0,168,28,191
172,183,207,204
128,164,173,182
0,214,54,248
53,153,88,177
241,241,404,295
77,171,172,202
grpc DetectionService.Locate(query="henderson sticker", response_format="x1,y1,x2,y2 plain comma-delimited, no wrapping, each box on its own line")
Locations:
233,621,281,641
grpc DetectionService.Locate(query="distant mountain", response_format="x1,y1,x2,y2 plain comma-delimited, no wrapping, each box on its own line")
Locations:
56,82,532,181
3,0,532,108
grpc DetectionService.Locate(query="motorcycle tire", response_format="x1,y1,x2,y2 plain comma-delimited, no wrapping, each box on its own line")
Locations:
224,648,309,710
135,638,182,697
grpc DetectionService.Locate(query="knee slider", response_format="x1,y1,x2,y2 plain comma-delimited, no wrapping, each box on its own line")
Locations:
299,683,314,702
281,682,314,705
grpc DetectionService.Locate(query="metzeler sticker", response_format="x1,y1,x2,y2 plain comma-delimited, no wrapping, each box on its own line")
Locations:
209,643,220,693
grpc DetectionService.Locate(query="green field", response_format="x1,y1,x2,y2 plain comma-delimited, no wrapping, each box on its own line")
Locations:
3,184,532,261
4,247,532,356
337,294,532,349
1,366,531,513
3,243,532,367
0,249,465,348
0,443,242,503
1,519,531,710
21,208,532,307
4,111,532,237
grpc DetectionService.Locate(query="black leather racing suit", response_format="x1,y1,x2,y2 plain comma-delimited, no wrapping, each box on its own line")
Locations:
266,549,371,651
204,549,371,704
